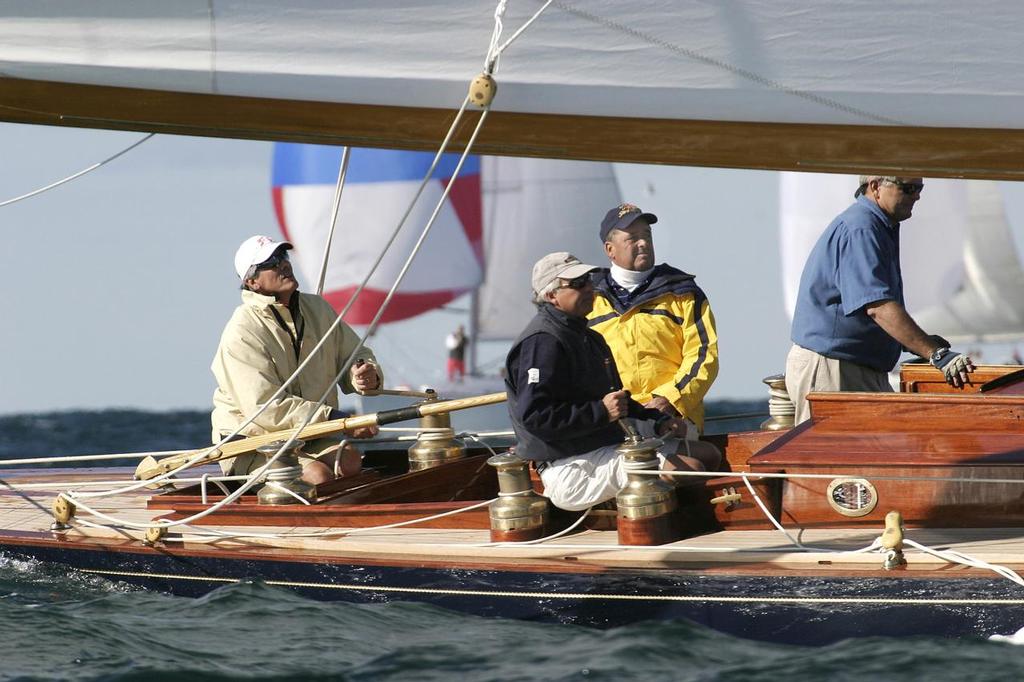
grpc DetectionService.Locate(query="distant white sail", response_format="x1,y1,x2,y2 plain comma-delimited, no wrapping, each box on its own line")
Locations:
779,173,973,332
475,157,621,340
913,183,1024,341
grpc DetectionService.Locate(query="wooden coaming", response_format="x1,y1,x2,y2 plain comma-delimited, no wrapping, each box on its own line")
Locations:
5,76,1024,179
751,390,1024,528
899,363,1022,394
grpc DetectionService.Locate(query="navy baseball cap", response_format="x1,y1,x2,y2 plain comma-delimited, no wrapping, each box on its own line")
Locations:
599,203,658,241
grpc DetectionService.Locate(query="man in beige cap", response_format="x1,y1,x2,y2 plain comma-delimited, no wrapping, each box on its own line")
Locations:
504,252,720,511
211,235,383,485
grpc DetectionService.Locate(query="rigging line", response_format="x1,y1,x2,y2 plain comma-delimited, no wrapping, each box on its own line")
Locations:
315,146,351,295
484,0,507,72
0,133,155,208
338,110,491,377
550,1,907,127
493,0,554,58
329,97,471,326
206,0,219,94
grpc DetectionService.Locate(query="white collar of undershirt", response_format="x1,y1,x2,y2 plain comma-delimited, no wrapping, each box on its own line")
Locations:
610,263,655,292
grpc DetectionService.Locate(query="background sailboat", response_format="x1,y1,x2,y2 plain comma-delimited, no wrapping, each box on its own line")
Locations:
272,145,483,324
270,144,621,391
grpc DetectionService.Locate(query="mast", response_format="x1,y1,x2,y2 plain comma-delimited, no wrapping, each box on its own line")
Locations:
468,290,479,377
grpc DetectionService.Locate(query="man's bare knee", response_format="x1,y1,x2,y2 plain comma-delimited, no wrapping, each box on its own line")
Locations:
301,460,334,486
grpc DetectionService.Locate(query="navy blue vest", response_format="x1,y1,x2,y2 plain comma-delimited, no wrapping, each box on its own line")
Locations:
505,304,653,462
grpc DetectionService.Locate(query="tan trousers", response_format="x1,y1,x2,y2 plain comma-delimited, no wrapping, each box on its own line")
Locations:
784,344,893,424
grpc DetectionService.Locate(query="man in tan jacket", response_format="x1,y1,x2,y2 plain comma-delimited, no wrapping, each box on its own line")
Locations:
211,235,382,484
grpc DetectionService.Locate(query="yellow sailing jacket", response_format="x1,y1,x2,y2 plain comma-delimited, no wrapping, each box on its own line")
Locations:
587,265,718,430
210,290,380,445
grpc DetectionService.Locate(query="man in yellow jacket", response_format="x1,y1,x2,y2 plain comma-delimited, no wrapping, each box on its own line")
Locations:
211,235,382,484
588,204,719,436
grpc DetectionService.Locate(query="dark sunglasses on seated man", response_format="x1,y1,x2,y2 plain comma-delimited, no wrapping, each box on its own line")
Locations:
559,274,592,290
255,249,290,272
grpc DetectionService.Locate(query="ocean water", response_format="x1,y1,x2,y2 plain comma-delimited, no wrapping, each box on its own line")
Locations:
3,408,1024,681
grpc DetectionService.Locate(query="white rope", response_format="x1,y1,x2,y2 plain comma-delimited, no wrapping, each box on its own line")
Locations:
737,472,804,548
325,108,492,399
0,134,155,208
903,537,1024,588
493,0,553,58
0,448,189,466
315,146,351,295
483,0,507,72
0,474,251,491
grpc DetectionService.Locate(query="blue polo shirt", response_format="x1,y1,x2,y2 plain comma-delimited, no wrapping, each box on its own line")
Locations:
791,196,904,372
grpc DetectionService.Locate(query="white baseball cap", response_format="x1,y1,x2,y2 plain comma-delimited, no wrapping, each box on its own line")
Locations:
234,235,293,279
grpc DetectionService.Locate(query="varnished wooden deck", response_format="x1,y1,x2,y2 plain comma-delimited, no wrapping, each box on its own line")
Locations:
5,467,1024,576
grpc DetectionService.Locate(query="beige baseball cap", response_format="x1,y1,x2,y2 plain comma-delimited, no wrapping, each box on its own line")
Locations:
531,252,599,297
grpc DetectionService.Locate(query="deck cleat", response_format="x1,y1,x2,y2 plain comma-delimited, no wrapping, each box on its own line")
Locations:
50,496,76,531
255,440,317,505
881,510,908,570
487,452,549,542
143,526,167,546
615,438,680,545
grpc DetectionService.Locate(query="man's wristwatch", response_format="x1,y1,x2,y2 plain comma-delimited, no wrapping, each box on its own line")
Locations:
929,347,951,367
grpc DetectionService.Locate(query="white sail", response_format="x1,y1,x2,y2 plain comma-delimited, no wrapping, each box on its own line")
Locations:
780,173,1024,341
475,157,621,341
913,183,1024,341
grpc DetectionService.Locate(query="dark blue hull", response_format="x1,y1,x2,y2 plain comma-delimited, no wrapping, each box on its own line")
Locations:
6,541,1024,644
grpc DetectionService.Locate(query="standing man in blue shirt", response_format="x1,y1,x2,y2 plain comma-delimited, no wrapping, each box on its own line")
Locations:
786,175,975,424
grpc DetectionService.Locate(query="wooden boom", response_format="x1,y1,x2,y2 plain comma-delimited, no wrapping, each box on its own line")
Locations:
134,391,507,481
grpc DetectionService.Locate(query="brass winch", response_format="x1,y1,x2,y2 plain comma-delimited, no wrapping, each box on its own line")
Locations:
760,373,795,431
615,436,680,545
408,394,465,471
255,439,317,505
486,452,549,542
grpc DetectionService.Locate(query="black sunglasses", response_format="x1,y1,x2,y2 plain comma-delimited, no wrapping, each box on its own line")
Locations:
255,250,290,272
559,274,591,290
883,180,924,195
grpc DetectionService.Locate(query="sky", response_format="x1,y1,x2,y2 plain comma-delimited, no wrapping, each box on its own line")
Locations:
1,122,1020,415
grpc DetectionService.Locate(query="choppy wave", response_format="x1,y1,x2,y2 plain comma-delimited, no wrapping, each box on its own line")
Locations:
2,568,1024,682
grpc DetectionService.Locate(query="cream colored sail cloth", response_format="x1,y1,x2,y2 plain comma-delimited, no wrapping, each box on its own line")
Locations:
3,1,1024,129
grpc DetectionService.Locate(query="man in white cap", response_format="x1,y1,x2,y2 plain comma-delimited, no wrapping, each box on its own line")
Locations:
211,235,382,485
504,251,721,512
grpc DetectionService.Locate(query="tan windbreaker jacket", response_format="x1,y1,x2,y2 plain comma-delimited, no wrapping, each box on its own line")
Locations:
210,290,380,445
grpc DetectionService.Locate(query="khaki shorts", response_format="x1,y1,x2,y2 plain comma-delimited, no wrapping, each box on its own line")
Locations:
784,344,893,425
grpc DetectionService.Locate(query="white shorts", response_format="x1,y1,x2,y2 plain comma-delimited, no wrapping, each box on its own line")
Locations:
538,419,685,511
